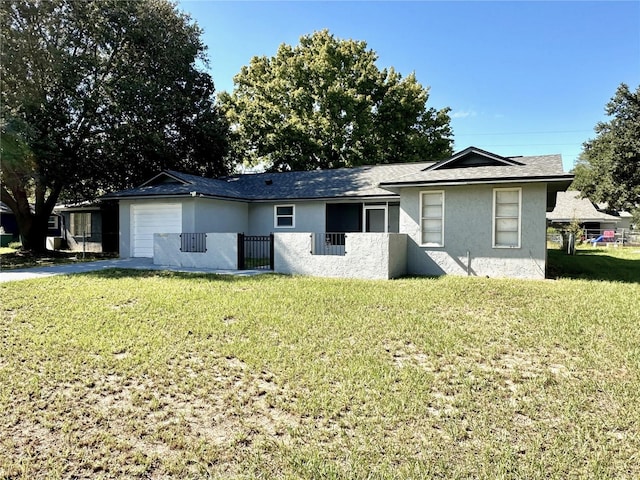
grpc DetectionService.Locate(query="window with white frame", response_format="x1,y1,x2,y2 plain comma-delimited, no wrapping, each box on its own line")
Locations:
70,212,92,236
274,205,295,228
420,191,444,246
493,188,521,248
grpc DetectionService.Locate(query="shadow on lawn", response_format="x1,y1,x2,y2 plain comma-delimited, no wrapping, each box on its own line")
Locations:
547,248,640,283
77,268,275,282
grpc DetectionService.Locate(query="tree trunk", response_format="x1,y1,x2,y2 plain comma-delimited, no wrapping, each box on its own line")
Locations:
16,212,49,253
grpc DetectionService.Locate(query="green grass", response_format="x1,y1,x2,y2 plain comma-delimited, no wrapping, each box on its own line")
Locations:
0,252,639,478
0,247,117,270
548,245,640,282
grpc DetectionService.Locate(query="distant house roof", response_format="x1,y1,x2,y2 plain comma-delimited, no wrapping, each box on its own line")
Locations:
0,202,14,214
546,191,621,223
104,146,573,202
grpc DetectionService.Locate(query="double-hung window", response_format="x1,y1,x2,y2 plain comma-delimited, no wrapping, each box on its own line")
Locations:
493,188,521,248
420,191,444,246
274,205,295,228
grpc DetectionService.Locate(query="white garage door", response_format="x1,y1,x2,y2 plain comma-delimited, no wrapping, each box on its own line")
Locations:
131,203,182,257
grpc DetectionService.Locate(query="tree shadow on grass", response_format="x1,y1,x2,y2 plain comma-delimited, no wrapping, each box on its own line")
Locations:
77,268,279,283
547,249,640,283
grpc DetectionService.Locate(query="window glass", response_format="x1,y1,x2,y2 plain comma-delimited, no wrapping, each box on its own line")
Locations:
71,212,92,236
494,188,521,248
420,191,444,246
275,205,295,228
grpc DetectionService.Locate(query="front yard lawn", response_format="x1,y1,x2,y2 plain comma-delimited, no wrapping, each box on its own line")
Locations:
1,259,639,478
0,247,118,270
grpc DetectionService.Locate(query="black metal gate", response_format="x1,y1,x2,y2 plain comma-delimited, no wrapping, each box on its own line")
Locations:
238,233,274,270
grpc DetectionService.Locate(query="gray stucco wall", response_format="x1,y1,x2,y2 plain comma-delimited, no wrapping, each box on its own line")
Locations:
399,183,548,279
154,233,237,269
275,232,407,280
119,200,132,258
192,198,248,233
248,201,325,235
118,198,248,258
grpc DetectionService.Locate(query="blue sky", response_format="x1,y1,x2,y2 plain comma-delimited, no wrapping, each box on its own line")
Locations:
177,1,639,171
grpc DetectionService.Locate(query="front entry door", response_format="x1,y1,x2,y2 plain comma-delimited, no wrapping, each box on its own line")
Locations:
364,206,386,232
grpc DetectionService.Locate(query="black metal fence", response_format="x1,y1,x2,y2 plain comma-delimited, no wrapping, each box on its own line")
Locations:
180,233,207,253
312,232,346,256
238,233,274,270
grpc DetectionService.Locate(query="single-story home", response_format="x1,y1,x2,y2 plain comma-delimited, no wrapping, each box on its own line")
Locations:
546,191,635,240
105,146,574,280
53,200,119,253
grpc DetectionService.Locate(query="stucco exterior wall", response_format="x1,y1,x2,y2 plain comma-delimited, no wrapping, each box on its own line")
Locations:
154,233,238,269
274,232,407,280
192,198,248,233
118,198,248,258
118,200,132,258
399,183,548,279
387,232,408,278
248,201,325,235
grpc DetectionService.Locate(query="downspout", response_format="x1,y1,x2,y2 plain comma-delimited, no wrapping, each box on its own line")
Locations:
466,250,471,276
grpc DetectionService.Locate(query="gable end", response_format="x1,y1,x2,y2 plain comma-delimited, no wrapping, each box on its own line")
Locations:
425,146,524,171
140,171,192,188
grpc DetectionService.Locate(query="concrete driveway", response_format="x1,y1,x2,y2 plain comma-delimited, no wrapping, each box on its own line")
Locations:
0,257,268,283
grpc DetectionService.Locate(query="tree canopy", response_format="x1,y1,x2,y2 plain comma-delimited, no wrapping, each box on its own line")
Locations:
572,83,640,219
219,30,453,172
0,0,229,251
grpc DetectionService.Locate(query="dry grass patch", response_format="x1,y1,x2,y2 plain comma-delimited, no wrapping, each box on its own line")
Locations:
1,268,639,478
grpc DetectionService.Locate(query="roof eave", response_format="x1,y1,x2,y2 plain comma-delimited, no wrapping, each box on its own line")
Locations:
379,175,574,189
102,192,401,203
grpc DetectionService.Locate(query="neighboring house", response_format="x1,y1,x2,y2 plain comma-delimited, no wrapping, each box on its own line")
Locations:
53,201,119,253
546,191,625,234
104,146,573,280
0,202,19,235
0,201,63,247
0,202,19,247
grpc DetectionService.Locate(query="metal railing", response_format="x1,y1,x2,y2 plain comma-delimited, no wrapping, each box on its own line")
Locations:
311,232,346,256
238,233,274,270
180,233,207,253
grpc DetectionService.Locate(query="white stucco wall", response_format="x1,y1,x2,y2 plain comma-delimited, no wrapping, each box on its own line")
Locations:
274,232,407,280
399,183,548,279
154,233,238,269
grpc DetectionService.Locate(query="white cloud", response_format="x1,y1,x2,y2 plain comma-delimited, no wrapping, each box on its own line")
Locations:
451,110,477,119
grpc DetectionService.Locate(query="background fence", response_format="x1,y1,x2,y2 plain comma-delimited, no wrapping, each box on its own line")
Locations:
547,229,640,247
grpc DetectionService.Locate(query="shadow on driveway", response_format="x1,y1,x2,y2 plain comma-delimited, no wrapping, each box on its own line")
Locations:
0,258,268,283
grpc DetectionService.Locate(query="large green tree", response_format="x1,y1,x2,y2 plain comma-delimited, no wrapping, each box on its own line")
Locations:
219,30,453,172
572,83,640,218
1,0,229,252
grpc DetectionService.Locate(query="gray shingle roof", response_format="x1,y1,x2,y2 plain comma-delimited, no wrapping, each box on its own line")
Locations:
378,154,572,187
105,162,432,201
547,191,621,223
104,147,573,202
